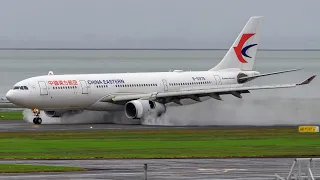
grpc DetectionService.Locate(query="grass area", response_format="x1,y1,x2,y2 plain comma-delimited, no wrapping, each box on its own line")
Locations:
0,128,320,159
0,111,23,120
0,164,85,173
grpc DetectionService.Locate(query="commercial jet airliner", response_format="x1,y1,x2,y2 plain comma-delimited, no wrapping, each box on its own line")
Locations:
5,16,316,124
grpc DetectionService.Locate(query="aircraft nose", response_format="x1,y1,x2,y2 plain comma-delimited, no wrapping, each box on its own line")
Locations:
5,90,14,103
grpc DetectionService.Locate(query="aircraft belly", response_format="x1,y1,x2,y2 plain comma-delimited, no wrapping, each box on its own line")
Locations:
86,101,124,111
33,91,96,109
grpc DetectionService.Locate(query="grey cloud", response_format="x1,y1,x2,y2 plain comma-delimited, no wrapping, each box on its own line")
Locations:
0,0,318,49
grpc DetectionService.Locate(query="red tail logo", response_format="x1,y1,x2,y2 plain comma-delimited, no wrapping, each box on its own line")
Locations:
233,33,257,63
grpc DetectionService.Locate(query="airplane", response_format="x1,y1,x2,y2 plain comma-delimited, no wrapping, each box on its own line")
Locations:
5,16,316,125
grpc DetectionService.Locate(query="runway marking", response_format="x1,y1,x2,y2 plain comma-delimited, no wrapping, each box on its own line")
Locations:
198,168,247,173
223,168,247,172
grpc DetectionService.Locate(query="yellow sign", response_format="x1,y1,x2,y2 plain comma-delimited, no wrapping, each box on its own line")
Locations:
298,126,319,133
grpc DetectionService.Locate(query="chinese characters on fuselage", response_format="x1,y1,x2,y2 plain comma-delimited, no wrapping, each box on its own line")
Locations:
48,80,78,86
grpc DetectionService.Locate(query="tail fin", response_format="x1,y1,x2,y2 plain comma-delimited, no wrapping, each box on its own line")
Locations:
209,16,263,71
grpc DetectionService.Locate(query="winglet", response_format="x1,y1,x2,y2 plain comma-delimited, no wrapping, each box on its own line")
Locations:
297,75,316,85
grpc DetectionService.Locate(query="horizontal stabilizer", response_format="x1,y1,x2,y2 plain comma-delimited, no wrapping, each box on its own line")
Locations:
239,68,302,82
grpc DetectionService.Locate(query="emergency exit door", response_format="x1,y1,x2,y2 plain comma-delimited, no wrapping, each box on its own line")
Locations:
38,81,48,95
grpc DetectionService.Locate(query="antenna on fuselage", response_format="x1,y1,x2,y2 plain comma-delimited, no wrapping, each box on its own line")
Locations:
48,71,54,75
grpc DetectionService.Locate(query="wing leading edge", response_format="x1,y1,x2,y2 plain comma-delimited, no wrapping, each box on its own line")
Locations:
100,75,316,103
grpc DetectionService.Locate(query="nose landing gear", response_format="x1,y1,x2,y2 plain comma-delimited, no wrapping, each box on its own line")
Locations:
32,108,42,124
33,117,42,124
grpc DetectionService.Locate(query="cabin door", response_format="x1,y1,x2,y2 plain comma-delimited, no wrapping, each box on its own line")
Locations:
79,80,89,94
162,79,168,92
38,81,48,95
213,75,222,85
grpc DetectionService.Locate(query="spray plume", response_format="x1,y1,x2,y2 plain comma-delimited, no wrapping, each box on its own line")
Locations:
23,95,320,126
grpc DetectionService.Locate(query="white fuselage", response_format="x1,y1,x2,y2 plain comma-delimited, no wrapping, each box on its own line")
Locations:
5,70,258,111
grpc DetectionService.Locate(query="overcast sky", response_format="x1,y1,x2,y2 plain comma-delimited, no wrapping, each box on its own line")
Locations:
0,0,318,49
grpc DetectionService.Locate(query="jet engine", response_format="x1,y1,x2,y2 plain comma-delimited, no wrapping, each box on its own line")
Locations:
43,110,83,117
124,100,166,119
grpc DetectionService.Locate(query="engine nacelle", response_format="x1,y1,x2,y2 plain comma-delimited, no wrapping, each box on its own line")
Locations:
43,110,83,117
124,100,166,119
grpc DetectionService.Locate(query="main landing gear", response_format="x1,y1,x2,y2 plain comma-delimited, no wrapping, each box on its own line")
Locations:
32,108,42,124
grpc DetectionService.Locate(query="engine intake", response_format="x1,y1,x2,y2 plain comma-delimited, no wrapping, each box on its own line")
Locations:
124,100,166,119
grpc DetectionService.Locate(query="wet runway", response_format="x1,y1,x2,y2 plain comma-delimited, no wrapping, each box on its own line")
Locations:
0,120,179,132
0,120,297,132
0,158,313,179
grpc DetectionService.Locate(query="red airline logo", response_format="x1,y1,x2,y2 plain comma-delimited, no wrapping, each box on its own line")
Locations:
233,33,257,63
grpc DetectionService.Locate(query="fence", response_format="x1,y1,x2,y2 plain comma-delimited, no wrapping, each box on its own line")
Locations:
275,158,320,180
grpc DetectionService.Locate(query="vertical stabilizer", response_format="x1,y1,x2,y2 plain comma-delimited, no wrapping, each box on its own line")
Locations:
209,16,263,71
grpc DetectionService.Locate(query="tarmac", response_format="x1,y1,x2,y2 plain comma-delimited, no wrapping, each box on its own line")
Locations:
0,120,178,132
0,158,311,180
0,120,298,132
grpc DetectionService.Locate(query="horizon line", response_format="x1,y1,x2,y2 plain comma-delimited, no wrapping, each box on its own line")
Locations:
0,48,319,51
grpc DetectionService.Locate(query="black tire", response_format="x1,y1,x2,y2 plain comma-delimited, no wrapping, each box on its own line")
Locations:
37,118,42,124
33,118,37,124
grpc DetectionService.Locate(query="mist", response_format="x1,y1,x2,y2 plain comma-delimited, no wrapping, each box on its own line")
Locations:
23,109,140,125
23,95,320,126
142,96,320,126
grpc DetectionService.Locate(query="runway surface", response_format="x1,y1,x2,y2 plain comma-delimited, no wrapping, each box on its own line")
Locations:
0,120,298,132
0,158,317,180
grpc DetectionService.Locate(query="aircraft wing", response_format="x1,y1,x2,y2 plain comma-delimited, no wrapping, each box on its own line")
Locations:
101,75,316,103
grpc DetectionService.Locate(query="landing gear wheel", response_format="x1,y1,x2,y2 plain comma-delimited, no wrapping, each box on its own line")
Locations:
37,118,42,124
33,117,42,124
32,108,41,124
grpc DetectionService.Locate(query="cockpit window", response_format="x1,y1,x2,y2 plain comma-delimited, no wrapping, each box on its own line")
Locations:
13,86,28,90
